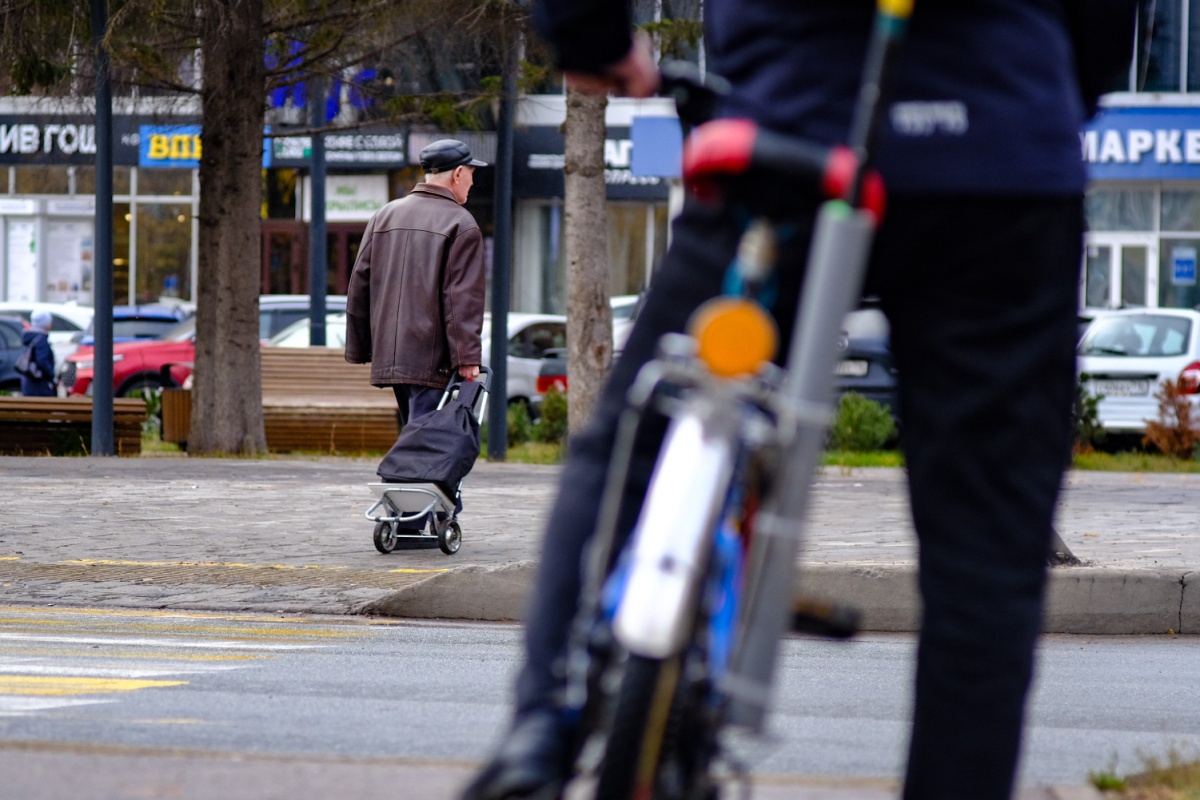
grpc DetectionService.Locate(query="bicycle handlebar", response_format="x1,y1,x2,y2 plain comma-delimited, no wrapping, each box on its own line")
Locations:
661,61,885,219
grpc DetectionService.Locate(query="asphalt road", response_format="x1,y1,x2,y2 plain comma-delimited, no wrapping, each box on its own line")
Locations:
1,606,1198,799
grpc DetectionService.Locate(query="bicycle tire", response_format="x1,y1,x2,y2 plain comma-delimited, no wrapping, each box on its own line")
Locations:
594,654,682,800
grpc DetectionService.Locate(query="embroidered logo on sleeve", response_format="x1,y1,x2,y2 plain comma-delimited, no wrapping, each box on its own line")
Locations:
890,101,969,136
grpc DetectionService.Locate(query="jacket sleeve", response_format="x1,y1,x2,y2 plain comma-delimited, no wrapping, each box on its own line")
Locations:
1060,0,1139,117
442,225,486,370
344,218,374,364
533,0,633,74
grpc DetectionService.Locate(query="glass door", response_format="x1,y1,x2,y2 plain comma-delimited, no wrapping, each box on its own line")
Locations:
1082,234,1158,312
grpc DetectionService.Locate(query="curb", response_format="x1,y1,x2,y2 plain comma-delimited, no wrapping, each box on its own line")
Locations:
358,562,1195,635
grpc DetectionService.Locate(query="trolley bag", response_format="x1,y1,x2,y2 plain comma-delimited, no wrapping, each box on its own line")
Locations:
376,380,484,496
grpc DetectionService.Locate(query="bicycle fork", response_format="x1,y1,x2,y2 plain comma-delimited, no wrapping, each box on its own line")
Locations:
724,201,878,730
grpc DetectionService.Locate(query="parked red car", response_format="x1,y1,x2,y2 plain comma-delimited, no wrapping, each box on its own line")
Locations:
61,295,347,397
61,318,196,397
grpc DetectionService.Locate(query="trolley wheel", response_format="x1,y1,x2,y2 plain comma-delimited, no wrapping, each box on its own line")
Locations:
373,520,399,554
438,519,462,555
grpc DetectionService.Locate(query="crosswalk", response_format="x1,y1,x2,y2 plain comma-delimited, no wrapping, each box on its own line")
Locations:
0,606,359,716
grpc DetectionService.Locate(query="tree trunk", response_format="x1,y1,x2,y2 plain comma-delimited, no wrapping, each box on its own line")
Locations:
190,0,268,455
562,86,611,434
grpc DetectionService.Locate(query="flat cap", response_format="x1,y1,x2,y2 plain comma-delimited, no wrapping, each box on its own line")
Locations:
419,139,487,172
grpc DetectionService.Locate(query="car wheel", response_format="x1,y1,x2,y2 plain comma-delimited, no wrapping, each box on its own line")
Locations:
118,376,164,398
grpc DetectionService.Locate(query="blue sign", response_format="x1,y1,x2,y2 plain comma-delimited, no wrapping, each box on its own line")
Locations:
140,124,272,169
1173,247,1197,286
139,124,203,168
1083,107,1200,181
631,117,682,178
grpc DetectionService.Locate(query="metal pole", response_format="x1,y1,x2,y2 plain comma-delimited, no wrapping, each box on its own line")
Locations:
487,35,517,460
308,76,327,346
90,0,114,456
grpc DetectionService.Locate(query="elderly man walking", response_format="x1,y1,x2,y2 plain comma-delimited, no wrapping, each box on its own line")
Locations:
345,138,487,423
345,139,487,534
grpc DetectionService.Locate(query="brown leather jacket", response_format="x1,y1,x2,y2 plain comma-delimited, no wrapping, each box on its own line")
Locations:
344,183,485,388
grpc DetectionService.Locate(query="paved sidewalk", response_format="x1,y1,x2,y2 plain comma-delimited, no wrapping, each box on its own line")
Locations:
0,455,1196,632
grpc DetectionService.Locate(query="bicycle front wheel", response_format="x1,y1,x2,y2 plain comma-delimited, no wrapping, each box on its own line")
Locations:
594,654,682,800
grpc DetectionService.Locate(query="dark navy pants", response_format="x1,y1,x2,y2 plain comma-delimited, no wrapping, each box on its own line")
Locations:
513,192,1083,800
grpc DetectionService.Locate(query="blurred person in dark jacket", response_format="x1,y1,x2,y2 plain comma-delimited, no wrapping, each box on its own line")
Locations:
463,3,1138,800
19,310,56,397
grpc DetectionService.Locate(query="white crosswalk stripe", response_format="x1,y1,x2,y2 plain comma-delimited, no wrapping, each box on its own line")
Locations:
0,607,350,717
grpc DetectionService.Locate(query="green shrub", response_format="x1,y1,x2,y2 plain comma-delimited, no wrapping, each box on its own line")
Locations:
536,387,569,444
828,391,896,452
507,401,534,444
1072,379,1106,453
131,387,163,438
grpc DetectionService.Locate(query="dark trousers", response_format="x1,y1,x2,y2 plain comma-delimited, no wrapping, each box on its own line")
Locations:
514,193,1084,800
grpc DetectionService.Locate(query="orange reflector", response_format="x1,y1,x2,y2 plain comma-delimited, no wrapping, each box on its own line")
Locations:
688,297,778,378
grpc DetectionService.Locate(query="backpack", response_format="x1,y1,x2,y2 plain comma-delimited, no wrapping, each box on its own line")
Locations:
14,339,43,381
376,381,484,494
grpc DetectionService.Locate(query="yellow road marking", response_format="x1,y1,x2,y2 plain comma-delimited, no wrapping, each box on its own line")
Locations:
63,559,350,571
0,617,354,639
388,568,450,574
0,648,261,662
0,605,406,626
0,676,188,696
0,557,18,562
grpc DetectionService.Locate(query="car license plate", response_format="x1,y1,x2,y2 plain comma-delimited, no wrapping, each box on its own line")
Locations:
1090,379,1150,397
835,359,869,378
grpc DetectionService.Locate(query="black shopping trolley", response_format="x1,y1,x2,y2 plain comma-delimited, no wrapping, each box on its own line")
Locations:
365,367,491,555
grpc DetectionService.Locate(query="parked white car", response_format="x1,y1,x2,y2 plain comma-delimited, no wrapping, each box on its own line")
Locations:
1077,308,1200,433
266,312,349,348
0,301,94,367
482,312,568,408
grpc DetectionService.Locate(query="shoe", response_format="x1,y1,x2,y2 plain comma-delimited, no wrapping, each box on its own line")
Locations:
460,710,571,800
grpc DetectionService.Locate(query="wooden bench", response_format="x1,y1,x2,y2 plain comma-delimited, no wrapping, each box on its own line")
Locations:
259,347,398,453
0,396,146,456
160,348,399,453
259,346,399,452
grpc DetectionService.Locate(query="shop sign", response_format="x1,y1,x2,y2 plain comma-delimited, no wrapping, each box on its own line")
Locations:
140,124,203,167
268,128,406,168
630,117,682,178
1083,108,1200,180
0,198,36,214
300,174,389,222
1172,246,1197,286
0,122,96,157
514,126,668,200
138,123,272,169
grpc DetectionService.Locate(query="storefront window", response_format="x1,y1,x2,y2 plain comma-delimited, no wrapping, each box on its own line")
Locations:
1086,189,1155,231
137,168,192,197
1084,244,1113,308
135,203,193,303
14,166,69,194
1160,189,1200,231
114,203,131,305
1160,238,1200,308
514,200,667,314
264,168,298,218
74,166,132,196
